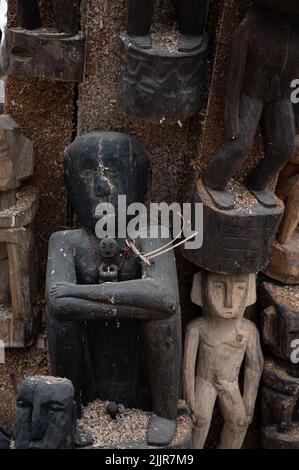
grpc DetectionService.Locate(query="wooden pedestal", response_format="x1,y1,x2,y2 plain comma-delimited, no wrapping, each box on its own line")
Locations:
181,180,284,274
5,28,85,82
118,32,208,125
0,187,40,347
261,358,299,449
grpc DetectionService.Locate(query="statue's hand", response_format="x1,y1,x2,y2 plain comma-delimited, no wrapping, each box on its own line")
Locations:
50,282,77,299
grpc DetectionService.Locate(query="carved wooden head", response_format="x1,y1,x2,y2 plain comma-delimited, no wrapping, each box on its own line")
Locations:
253,0,299,14
191,271,256,319
0,115,34,191
15,376,76,449
64,132,152,230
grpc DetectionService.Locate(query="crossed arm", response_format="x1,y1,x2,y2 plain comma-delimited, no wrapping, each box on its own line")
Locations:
46,229,180,321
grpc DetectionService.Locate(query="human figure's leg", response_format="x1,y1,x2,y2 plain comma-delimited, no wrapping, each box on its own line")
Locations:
245,98,296,194
53,0,80,34
192,378,217,448
202,94,263,209
16,0,41,30
143,312,181,446
127,0,154,48
218,383,249,449
48,316,84,417
178,0,209,52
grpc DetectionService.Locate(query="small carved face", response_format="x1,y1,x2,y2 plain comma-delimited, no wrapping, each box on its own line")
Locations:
15,377,76,449
100,238,118,258
206,273,250,319
253,0,299,14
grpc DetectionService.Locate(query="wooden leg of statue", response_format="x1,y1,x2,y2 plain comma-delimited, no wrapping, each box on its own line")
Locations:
126,0,154,48
193,378,217,449
16,0,41,29
202,94,263,210
53,0,80,34
218,384,248,449
245,98,296,205
143,314,181,446
48,316,84,417
178,0,208,52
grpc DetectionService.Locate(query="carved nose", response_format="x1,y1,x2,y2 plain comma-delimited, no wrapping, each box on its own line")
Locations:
31,405,46,440
224,284,233,308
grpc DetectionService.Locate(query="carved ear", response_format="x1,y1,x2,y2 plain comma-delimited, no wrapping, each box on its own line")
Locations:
246,273,257,306
191,272,203,306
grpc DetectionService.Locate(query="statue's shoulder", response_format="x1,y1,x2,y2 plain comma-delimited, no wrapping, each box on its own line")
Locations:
49,228,86,247
240,318,258,336
186,317,205,334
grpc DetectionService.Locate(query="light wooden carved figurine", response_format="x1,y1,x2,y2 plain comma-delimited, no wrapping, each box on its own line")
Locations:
266,135,299,284
0,116,39,347
183,271,264,449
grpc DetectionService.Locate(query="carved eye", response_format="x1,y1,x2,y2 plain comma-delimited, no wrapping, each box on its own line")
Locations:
215,284,222,288
17,400,32,409
48,402,66,413
238,285,245,290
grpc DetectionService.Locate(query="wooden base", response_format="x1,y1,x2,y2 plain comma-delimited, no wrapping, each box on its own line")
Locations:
0,192,40,348
259,281,299,371
86,414,192,449
118,32,208,124
5,28,84,82
262,425,299,449
266,231,299,284
181,180,284,274
261,358,299,448
0,186,38,229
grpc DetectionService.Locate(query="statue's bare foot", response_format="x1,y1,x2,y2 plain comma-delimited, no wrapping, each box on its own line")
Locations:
246,187,277,208
74,426,94,448
178,34,202,52
203,182,235,210
128,34,152,49
147,415,176,447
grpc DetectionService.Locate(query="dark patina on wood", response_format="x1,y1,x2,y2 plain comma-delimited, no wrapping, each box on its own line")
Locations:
181,180,284,274
118,32,208,125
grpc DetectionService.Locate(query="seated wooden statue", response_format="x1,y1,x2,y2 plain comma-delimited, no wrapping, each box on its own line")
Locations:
126,0,209,51
16,0,80,35
46,132,182,447
202,0,299,210
183,271,264,449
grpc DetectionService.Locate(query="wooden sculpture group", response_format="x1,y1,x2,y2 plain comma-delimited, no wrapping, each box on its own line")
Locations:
1,0,299,449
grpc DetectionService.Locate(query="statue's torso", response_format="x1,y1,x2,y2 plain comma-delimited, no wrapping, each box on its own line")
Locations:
196,319,249,384
242,10,299,100
68,229,141,284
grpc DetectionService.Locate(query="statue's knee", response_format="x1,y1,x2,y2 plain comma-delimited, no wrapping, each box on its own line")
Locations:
194,413,211,429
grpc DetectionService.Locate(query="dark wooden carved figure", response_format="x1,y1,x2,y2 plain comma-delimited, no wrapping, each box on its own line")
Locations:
126,0,209,51
46,132,182,447
15,376,76,449
16,0,80,35
184,271,263,449
202,0,299,210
